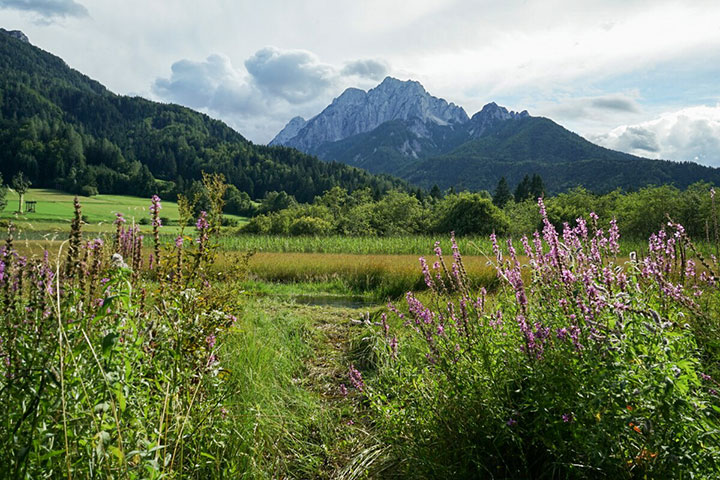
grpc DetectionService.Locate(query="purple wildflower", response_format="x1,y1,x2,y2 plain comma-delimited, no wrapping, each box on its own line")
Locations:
348,364,365,392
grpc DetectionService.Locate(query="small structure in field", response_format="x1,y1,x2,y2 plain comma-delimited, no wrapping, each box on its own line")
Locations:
25,201,37,213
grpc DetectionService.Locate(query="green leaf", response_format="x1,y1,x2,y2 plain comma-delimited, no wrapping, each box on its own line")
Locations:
108,445,125,462
102,331,120,356
115,386,127,413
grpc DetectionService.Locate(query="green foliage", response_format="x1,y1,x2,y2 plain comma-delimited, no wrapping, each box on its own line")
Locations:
11,170,31,213
513,173,544,203
289,216,333,235
238,182,720,243
402,116,720,193
0,192,253,477
0,173,7,212
540,183,719,240
434,192,510,235
257,190,297,215
372,190,428,235
10,171,30,195
223,184,255,216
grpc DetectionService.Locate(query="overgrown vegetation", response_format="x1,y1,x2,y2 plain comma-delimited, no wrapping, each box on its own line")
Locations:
3,174,720,477
349,199,720,478
0,174,254,477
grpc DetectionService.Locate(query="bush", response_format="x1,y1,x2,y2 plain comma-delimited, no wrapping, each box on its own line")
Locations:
289,216,332,236
434,192,510,235
79,184,99,197
352,200,720,478
222,216,239,227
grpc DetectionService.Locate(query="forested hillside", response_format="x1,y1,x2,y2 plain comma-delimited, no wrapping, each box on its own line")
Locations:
0,31,404,202
401,116,720,192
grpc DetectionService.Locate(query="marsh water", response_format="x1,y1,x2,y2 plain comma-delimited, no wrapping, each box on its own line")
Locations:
284,294,380,309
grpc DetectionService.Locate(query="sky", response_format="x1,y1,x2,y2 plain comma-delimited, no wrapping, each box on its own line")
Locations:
1,0,720,166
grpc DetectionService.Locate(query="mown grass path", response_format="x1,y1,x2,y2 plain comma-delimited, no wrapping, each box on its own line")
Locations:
234,295,383,478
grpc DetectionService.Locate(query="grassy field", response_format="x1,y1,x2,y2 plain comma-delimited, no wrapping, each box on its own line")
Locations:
0,188,248,239
4,190,720,478
1,189,184,223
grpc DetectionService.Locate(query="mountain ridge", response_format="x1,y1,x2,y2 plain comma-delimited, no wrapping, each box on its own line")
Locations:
271,78,720,193
270,76,468,151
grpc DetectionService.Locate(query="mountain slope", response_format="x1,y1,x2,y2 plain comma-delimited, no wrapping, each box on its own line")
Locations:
272,78,720,193
0,30,405,202
402,116,720,192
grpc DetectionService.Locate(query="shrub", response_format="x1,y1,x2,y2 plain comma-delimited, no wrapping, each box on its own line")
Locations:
80,184,99,197
352,200,720,478
289,216,332,236
434,192,510,235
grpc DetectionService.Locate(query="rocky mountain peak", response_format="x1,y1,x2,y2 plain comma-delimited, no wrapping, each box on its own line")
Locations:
467,102,530,138
333,87,366,106
0,28,29,43
270,77,468,150
374,76,425,95
269,116,307,146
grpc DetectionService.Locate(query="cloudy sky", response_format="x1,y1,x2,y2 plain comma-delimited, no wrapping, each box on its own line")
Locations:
2,0,720,165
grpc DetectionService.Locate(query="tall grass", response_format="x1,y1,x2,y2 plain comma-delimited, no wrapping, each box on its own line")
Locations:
240,252,498,299
218,233,703,258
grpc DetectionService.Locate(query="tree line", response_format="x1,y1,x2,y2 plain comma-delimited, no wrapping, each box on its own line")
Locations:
240,180,720,241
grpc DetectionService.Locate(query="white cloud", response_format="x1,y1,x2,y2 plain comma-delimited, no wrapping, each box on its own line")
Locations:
592,105,720,166
0,0,88,21
542,93,642,121
8,0,720,158
244,47,334,104
340,59,389,81
152,47,391,143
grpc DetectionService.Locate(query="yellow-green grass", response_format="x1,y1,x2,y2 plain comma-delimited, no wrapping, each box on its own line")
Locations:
244,252,499,299
217,233,666,258
2,189,177,223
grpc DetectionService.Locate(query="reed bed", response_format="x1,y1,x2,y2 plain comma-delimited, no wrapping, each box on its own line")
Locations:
241,252,499,299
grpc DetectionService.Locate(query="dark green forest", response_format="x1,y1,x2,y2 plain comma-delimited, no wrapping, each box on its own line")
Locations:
0,32,404,205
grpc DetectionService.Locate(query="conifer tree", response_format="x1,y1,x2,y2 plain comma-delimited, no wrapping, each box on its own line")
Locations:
429,184,442,199
530,173,545,200
493,176,512,208
514,175,531,203
0,174,7,212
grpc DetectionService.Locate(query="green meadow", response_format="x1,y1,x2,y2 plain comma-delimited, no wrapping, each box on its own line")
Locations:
2,188,720,478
